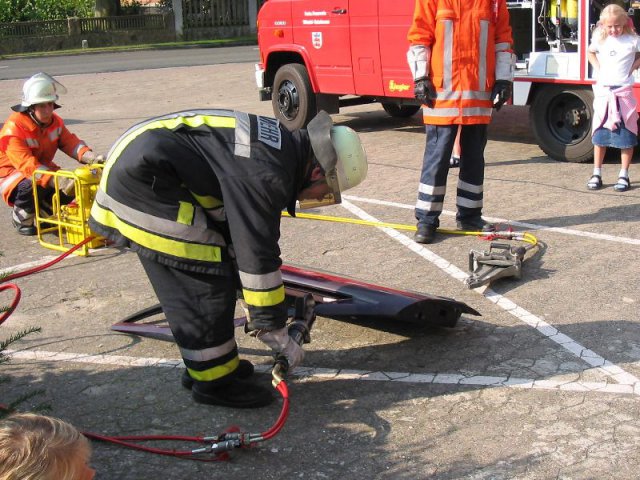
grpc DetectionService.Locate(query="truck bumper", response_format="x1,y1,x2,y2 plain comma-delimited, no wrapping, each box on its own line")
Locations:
255,64,271,101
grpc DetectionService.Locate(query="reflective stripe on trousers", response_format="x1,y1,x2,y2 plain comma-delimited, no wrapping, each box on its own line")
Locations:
137,255,241,384
415,124,488,226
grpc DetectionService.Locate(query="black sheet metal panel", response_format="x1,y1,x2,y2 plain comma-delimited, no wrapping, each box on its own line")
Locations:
111,264,480,339
281,265,480,328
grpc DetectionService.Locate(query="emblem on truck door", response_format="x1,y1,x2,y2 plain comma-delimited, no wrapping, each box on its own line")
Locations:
312,32,323,49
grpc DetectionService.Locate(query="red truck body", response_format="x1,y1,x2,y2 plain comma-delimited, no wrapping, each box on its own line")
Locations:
256,0,640,162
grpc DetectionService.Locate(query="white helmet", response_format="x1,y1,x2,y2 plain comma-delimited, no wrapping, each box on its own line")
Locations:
306,111,367,205
14,73,67,111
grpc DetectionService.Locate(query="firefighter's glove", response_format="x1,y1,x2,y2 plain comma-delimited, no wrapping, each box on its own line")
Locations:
491,80,513,111
414,77,437,108
81,150,106,164
256,327,305,373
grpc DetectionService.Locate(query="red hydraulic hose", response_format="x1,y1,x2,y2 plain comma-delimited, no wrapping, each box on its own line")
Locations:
1,235,294,459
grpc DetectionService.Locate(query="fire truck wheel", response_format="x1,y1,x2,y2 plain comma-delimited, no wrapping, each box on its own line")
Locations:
381,103,420,118
272,63,317,131
530,86,594,163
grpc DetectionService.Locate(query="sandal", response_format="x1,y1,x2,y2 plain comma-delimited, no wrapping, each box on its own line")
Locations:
586,174,602,190
614,176,630,192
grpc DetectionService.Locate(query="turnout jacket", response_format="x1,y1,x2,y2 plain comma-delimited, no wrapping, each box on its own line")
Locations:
0,111,91,205
89,109,313,331
408,0,514,125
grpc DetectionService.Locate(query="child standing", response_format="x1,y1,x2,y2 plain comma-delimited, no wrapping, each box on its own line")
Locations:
587,4,640,192
0,413,95,480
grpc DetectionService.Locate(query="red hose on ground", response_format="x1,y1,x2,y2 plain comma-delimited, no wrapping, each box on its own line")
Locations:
1,235,293,459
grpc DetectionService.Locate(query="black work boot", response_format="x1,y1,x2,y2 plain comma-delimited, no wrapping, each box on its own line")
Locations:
12,218,36,236
414,223,437,244
456,217,496,233
181,359,255,390
192,377,274,408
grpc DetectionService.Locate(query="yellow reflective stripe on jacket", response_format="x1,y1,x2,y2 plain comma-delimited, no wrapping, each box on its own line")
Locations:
101,114,237,189
187,356,240,382
177,201,195,225
191,192,223,209
242,285,285,307
91,203,221,262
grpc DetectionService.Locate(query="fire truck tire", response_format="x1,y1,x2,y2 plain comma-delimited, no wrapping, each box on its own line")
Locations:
382,103,420,118
272,63,317,131
530,86,594,163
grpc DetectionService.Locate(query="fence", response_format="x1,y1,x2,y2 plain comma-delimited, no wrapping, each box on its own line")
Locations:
183,0,249,28
79,14,169,33
0,19,68,38
0,15,168,39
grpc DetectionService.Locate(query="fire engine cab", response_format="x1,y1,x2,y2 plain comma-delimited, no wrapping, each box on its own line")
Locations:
255,0,640,163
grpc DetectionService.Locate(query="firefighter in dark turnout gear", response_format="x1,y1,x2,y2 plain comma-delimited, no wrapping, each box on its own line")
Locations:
89,109,367,408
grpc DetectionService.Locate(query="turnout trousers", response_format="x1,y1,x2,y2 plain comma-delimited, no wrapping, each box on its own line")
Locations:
138,255,242,385
415,124,488,227
8,178,70,227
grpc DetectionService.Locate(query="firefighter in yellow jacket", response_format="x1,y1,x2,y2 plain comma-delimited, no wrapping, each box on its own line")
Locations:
407,0,514,244
0,73,104,235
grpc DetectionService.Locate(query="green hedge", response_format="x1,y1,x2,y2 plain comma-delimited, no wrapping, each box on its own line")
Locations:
0,0,94,23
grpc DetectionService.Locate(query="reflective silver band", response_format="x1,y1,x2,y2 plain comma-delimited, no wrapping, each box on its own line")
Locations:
478,20,489,92
0,171,24,195
95,189,227,245
234,111,251,158
418,183,447,196
457,196,483,208
457,179,483,194
239,269,283,290
180,338,236,362
416,199,443,212
443,19,453,92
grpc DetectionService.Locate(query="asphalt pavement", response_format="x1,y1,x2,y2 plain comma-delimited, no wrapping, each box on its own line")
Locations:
1,61,639,480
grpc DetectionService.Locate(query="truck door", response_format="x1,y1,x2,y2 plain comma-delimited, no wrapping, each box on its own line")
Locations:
379,0,415,98
349,0,383,96
291,0,354,94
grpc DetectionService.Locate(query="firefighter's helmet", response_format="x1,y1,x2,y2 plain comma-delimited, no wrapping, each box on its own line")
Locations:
307,111,367,205
12,73,67,112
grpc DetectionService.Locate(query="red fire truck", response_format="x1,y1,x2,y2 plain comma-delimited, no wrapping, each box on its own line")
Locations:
255,0,640,163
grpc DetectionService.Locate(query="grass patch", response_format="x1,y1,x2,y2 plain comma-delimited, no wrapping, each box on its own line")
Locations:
1,36,257,59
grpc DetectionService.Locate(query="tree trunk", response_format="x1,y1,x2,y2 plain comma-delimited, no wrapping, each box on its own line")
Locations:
94,0,118,17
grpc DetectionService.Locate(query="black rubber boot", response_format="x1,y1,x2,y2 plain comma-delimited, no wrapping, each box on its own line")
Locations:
12,218,36,236
181,359,254,390
456,217,496,232
414,223,437,244
192,377,274,408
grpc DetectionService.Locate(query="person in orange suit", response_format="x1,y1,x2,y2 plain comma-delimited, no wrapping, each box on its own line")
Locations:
0,73,104,235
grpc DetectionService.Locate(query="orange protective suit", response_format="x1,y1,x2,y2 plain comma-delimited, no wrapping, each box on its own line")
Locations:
407,0,514,125
0,111,90,205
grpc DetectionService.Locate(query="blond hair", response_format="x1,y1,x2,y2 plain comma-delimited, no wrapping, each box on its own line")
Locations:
0,413,91,480
594,4,636,43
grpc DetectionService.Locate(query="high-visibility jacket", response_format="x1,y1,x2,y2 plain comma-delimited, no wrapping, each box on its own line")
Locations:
408,0,514,125
89,109,312,331
0,111,91,205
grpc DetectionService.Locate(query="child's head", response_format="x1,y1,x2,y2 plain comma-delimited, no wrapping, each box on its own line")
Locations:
596,4,635,41
0,413,95,480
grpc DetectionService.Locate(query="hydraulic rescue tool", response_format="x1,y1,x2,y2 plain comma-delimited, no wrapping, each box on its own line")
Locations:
464,230,539,289
32,164,106,256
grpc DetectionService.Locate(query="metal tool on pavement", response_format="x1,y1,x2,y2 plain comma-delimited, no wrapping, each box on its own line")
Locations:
465,242,526,289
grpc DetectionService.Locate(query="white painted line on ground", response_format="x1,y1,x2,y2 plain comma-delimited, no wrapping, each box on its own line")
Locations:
344,195,640,246
0,256,59,277
340,199,640,394
7,349,635,396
